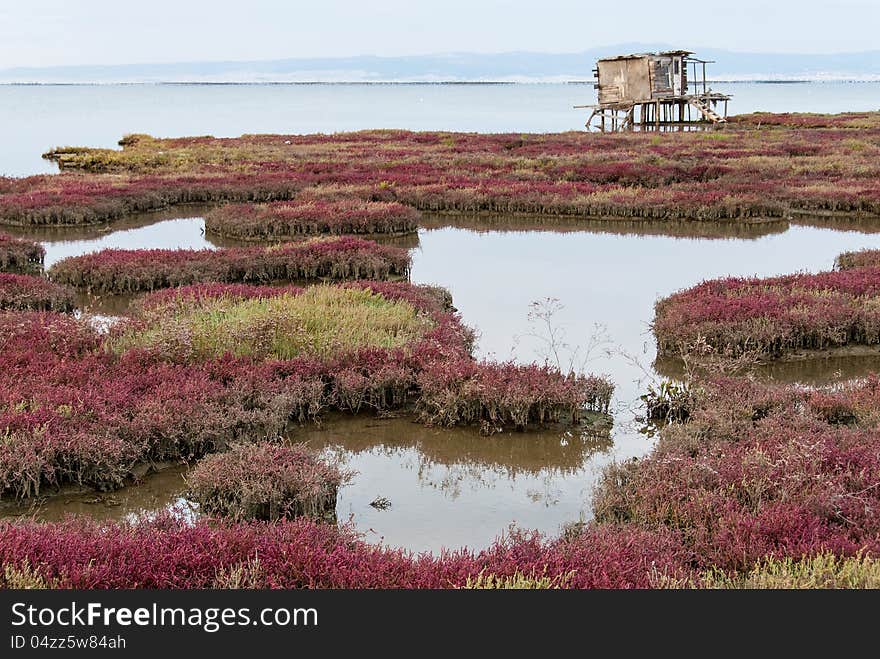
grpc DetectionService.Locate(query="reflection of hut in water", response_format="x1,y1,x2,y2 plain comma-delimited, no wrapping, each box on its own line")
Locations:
576,50,731,131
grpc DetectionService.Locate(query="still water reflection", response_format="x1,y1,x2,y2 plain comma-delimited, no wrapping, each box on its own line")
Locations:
6,211,880,550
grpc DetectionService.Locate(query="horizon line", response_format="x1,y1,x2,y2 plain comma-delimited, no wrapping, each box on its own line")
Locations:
1,79,879,87
3,45,880,74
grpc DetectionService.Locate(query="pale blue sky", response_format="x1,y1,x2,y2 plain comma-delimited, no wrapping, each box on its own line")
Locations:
1,0,876,68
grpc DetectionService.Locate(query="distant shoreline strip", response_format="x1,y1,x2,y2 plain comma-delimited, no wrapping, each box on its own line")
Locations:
1,79,879,86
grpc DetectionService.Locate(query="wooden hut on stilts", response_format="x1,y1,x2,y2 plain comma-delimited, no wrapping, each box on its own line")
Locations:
576,50,731,131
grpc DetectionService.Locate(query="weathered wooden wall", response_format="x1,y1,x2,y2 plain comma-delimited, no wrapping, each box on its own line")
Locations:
597,57,652,105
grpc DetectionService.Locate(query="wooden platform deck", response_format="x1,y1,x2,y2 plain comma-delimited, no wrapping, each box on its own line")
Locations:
576,93,732,132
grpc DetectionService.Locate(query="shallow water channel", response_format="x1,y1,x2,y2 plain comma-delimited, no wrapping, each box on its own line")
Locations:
7,210,880,552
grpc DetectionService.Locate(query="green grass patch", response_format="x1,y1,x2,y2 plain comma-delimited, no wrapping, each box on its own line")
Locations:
112,285,433,361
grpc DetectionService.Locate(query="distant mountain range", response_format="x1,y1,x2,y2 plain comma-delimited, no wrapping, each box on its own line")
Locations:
2,44,879,83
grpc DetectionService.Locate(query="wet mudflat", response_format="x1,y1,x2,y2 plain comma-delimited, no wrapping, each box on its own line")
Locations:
7,209,880,551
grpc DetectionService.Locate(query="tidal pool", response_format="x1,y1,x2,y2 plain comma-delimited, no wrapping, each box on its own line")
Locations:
6,211,880,551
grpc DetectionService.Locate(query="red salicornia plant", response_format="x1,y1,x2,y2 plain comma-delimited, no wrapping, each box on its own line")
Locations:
594,375,880,573
654,255,880,359
0,233,44,271
204,199,419,241
0,515,687,589
0,274,74,312
836,248,880,270
47,236,411,294
185,442,350,522
1,114,878,227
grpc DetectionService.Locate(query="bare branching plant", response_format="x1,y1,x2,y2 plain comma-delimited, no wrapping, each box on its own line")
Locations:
514,297,613,375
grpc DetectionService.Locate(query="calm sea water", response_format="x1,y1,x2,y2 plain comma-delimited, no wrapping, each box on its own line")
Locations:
3,82,880,551
1,81,878,176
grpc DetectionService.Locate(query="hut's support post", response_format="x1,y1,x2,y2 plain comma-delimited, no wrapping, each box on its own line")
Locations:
585,109,598,130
